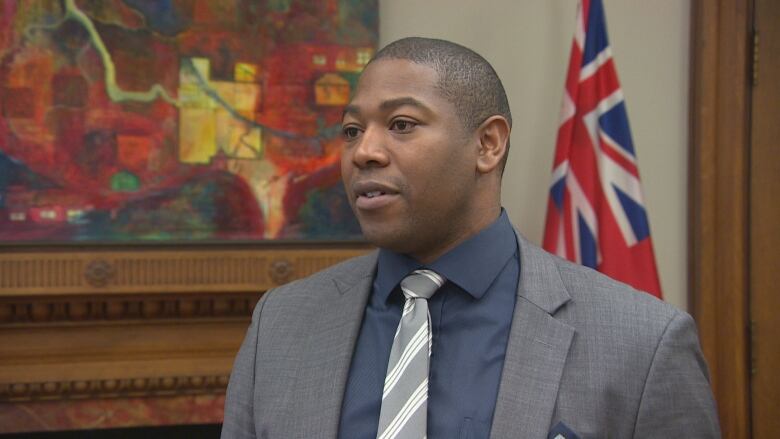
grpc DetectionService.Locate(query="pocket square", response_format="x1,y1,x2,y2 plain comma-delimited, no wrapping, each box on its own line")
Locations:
547,421,581,439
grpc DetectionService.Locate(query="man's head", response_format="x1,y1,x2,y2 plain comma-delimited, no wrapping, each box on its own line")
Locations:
371,37,513,170
341,37,512,263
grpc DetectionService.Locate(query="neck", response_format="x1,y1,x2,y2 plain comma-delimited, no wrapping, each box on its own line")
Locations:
410,204,501,264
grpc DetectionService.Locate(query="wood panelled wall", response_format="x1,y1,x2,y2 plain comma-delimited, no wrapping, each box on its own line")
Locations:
0,245,371,403
689,0,752,437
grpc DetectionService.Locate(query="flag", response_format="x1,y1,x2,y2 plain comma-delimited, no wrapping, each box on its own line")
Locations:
542,0,662,298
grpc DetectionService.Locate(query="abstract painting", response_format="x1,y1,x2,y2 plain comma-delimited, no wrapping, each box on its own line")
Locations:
0,0,375,241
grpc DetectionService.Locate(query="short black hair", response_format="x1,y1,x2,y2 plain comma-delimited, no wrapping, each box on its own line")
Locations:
371,37,512,171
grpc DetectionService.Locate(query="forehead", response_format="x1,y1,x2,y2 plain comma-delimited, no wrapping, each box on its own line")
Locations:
347,59,452,114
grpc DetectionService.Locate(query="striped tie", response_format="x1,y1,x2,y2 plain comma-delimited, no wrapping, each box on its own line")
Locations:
376,269,445,439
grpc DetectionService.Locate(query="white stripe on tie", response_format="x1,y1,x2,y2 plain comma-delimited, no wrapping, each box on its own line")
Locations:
383,324,428,398
415,270,444,287
377,379,428,439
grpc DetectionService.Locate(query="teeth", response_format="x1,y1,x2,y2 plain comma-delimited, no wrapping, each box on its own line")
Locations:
364,191,383,198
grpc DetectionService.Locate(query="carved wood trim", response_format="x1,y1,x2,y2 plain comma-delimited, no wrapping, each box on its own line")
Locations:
0,245,373,402
1,375,229,402
0,247,371,296
0,293,258,325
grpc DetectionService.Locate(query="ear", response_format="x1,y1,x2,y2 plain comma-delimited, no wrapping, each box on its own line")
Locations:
475,115,510,174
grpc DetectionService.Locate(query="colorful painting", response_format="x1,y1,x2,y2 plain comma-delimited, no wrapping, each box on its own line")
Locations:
0,0,375,242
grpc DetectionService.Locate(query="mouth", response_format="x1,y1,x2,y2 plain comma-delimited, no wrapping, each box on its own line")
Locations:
352,182,400,211
362,190,387,199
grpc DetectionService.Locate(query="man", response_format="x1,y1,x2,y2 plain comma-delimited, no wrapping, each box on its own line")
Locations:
222,37,720,439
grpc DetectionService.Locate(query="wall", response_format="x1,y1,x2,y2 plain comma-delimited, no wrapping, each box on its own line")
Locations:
379,0,691,311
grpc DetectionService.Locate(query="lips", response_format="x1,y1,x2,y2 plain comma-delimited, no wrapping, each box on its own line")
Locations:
352,181,400,211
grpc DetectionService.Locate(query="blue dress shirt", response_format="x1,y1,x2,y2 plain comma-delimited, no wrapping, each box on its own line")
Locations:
338,210,519,439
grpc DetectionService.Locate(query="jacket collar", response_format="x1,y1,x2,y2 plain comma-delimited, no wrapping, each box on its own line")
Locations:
513,228,571,314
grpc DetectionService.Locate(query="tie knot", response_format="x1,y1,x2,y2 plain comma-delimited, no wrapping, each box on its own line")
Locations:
400,269,445,300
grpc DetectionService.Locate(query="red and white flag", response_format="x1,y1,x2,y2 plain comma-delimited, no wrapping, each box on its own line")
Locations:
542,0,662,298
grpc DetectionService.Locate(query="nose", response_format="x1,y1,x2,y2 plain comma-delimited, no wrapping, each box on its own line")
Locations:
351,126,390,169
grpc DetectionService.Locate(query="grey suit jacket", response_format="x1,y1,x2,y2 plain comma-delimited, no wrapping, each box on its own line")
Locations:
221,233,720,438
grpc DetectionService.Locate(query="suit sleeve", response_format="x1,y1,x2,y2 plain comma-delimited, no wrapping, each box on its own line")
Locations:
221,292,270,439
633,311,721,438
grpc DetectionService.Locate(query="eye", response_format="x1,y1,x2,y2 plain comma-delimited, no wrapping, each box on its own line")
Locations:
390,119,417,133
342,125,361,140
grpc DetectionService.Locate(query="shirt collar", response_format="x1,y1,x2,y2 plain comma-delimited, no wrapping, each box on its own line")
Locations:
374,209,518,302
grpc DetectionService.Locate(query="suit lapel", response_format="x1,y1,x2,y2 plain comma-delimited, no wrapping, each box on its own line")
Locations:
490,298,574,438
490,232,575,439
294,253,376,438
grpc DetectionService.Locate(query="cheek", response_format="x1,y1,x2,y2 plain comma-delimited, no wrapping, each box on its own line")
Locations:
407,167,453,213
340,151,352,180
420,160,473,209
339,154,356,207
423,154,467,188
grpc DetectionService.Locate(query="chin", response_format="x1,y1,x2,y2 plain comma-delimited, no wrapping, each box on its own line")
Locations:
358,224,407,252
359,228,393,249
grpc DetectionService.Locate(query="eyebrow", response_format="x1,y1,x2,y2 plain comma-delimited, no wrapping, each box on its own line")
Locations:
342,96,432,119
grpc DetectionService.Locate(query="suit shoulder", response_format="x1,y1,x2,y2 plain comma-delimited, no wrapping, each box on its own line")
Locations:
552,254,682,334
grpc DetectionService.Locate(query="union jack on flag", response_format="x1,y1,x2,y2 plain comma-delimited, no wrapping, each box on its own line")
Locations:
542,0,662,298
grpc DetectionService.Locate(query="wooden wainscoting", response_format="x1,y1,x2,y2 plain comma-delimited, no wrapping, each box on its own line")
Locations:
0,245,371,413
